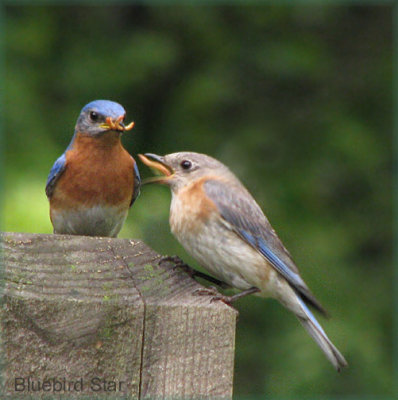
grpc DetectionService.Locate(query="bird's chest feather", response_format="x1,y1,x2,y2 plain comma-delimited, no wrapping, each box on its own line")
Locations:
52,135,134,209
169,179,218,240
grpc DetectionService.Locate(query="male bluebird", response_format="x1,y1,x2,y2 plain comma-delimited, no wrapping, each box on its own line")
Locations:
46,100,140,237
139,152,347,371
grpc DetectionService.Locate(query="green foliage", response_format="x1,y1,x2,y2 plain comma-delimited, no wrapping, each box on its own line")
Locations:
2,4,393,398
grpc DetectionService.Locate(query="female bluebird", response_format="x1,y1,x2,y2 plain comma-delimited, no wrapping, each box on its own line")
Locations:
46,100,140,237
139,152,347,371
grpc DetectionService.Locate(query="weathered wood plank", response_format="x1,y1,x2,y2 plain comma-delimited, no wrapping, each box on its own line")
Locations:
113,239,237,400
0,232,237,399
1,233,145,398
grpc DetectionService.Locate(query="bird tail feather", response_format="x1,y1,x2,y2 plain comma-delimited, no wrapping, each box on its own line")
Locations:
296,296,348,371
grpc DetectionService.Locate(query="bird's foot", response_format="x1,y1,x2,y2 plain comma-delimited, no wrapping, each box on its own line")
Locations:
193,286,232,304
159,255,195,276
159,255,186,267
159,256,230,288
193,286,260,305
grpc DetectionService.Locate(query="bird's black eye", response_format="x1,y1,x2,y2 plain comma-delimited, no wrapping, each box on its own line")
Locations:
180,160,192,170
89,111,99,121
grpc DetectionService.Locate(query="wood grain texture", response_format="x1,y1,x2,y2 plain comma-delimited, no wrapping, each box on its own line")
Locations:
0,232,237,399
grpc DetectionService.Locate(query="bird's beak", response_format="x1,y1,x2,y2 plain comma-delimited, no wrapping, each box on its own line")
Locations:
100,115,135,132
138,153,174,184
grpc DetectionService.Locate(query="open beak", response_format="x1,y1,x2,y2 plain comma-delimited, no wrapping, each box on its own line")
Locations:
100,115,135,132
138,153,174,184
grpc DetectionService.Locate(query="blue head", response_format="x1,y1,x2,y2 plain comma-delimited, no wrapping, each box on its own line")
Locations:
75,100,134,137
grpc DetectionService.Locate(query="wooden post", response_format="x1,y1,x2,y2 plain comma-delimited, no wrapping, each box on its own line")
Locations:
0,232,237,399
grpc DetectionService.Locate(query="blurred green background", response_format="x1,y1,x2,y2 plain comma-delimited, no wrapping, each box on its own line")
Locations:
2,3,393,399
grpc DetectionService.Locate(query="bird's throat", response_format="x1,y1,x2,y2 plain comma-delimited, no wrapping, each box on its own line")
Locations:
74,131,122,149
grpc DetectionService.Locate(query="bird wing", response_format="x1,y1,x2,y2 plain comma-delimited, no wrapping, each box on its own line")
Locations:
204,179,327,315
45,153,67,199
130,160,141,207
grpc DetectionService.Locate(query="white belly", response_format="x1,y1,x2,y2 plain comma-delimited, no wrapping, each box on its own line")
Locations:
51,206,127,237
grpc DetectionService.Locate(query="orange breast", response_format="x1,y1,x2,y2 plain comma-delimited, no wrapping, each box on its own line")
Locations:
50,133,135,210
170,177,219,235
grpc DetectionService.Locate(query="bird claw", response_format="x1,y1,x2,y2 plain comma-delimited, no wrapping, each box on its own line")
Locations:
166,257,213,285
193,286,260,304
193,286,233,304
159,256,230,288
159,255,189,270
159,255,196,276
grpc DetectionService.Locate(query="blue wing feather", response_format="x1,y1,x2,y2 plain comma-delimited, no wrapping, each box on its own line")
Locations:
130,161,141,206
204,179,327,315
240,230,306,289
45,153,67,198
